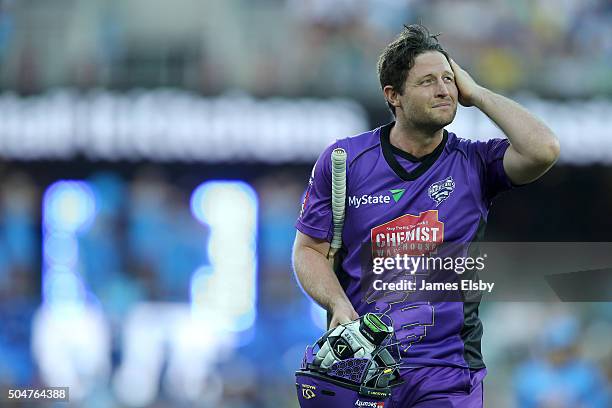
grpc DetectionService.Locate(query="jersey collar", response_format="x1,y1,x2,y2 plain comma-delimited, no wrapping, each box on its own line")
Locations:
380,121,448,181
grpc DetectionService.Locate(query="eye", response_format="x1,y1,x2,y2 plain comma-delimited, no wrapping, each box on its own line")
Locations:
421,78,433,85
444,76,454,83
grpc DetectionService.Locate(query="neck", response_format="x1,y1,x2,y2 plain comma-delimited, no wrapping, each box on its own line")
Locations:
389,119,444,158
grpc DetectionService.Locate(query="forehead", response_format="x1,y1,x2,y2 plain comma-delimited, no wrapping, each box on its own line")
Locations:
407,51,451,80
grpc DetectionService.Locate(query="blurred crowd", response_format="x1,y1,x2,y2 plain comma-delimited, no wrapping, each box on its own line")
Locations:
0,0,611,103
0,166,323,406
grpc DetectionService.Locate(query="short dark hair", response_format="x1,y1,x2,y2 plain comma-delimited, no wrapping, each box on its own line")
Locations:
377,24,449,116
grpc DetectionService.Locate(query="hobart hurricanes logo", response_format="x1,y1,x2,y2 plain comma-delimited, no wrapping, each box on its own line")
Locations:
349,189,405,209
371,210,444,257
428,176,455,206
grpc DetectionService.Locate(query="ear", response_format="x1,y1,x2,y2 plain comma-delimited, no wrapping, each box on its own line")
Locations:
383,85,401,109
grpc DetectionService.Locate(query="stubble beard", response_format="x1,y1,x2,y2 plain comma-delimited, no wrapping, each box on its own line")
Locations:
408,105,457,134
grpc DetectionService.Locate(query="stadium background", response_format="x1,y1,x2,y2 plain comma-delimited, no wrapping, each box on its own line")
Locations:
0,0,611,406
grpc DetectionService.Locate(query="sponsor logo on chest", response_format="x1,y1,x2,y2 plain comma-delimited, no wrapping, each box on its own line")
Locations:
348,189,405,209
371,210,444,257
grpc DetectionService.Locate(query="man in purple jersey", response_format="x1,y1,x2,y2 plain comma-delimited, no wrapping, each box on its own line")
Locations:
293,24,560,407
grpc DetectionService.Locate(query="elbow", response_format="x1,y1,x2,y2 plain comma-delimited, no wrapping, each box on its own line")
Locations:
536,134,561,167
548,136,561,163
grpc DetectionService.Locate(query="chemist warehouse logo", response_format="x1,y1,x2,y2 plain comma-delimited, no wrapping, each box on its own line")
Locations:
348,189,406,209
371,210,444,257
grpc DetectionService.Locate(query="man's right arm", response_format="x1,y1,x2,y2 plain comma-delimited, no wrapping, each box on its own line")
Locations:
292,230,358,328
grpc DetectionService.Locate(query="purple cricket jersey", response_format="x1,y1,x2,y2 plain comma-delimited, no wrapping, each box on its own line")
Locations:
296,121,513,370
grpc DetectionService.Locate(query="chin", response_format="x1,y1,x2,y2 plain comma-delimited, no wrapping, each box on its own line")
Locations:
414,112,456,131
427,117,453,129
435,112,456,127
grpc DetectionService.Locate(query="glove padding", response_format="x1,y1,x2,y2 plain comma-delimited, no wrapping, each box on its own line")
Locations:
313,313,392,370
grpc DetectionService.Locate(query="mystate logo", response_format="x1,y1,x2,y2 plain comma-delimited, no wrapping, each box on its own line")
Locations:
348,189,405,209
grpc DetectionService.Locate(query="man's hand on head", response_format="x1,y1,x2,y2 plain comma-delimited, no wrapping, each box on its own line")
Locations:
449,59,485,108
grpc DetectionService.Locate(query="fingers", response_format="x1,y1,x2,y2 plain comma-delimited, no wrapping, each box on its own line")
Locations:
329,305,359,328
329,314,351,329
450,59,464,76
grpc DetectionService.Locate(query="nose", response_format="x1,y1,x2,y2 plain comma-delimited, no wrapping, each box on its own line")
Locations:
435,78,450,98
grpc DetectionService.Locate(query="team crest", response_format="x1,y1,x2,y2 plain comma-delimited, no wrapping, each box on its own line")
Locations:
428,176,455,206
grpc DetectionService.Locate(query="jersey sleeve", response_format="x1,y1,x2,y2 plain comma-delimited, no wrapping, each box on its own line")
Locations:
471,138,513,202
295,142,338,242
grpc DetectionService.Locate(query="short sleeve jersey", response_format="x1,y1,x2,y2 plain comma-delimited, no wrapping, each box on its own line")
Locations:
296,122,513,369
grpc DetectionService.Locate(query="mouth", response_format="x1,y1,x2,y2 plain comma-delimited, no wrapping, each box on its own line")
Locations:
432,102,452,108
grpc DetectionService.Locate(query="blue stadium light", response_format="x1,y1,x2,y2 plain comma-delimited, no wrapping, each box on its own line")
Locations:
190,181,257,226
43,266,86,303
189,181,258,333
42,180,97,304
43,181,96,232
43,232,78,267
190,265,213,306
232,310,257,333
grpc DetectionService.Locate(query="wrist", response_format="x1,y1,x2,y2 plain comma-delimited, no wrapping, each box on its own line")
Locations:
329,298,352,314
472,86,491,109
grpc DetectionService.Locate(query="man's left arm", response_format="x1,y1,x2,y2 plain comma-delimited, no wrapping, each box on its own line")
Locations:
450,59,561,185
